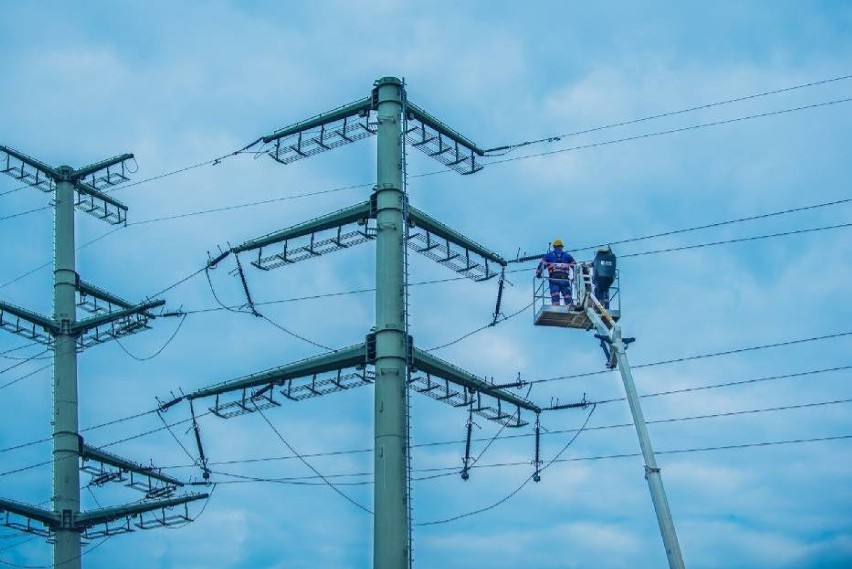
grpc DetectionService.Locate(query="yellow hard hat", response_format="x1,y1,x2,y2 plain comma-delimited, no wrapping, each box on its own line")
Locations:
552,239,564,247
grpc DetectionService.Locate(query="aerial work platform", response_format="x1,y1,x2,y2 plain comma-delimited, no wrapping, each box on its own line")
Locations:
530,259,686,569
533,263,620,329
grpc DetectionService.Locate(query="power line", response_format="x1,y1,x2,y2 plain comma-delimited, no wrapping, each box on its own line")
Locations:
161,216,852,319
414,433,852,478
415,403,597,526
154,371,848,470
183,432,852,487
426,301,534,351
254,403,373,515
0,333,846,463
0,335,847,475
102,138,263,195
595,365,852,405
0,206,51,223
0,409,212,477
0,344,41,357
0,349,49,375
0,363,52,392
167,198,852,317
260,314,336,352
528,331,852,385
620,222,852,258
79,97,851,231
2,94,840,317
0,184,30,198
513,195,852,261
483,97,852,168
113,314,188,361
0,226,122,289
129,181,374,226
483,73,852,154
0,535,114,569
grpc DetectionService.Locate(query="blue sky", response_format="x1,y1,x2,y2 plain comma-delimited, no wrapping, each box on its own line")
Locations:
1,1,851,568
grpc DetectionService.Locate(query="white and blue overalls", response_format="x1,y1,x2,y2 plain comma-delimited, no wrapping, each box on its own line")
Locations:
537,248,576,305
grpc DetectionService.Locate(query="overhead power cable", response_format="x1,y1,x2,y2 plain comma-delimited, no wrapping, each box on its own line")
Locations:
620,222,852,258
103,138,263,195
415,403,597,526
510,195,852,262
153,205,852,318
180,433,852,488
529,331,852,385
3,72,845,205
483,73,852,154
0,535,114,569
482,97,852,168
114,314,188,361
426,301,534,351
254,403,373,515
0,205,51,223
0,409,212,477
260,315,336,352
0,349,49,375
0,363,52,392
154,384,850,470
0,184,30,198
130,181,374,226
0,336,846,468
47,94,847,231
0,226,122,289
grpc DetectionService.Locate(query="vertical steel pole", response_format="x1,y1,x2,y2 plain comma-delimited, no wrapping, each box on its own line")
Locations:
53,169,82,569
373,76,409,569
611,325,686,569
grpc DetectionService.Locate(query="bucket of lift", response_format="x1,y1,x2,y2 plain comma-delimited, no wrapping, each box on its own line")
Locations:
533,263,620,329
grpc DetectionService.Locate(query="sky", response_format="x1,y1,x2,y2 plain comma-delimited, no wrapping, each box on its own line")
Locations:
0,1,851,568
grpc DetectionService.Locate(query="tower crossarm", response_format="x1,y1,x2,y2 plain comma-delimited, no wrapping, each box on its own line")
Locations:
72,180,129,224
74,493,209,529
71,153,134,184
81,444,184,488
187,342,368,401
411,347,540,413
0,144,57,182
76,280,155,317
78,281,134,310
407,205,506,280
0,497,58,528
233,200,372,254
260,97,375,165
405,102,486,157
72,299,164,335
0,300,58,335
403,101,485,175
0,144,131,224
262,98,373,144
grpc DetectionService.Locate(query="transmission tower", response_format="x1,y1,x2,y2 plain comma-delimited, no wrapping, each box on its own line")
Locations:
0,145,208,569
179,77,541,569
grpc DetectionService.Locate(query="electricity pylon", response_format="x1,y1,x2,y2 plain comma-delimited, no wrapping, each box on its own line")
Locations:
0,146,208,569
182,77,540,569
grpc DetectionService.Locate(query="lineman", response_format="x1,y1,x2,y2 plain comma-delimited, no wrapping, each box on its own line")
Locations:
536,239,576,306
592,245,616,308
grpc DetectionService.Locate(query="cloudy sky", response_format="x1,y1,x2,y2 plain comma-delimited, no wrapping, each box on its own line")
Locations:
1,1,850,568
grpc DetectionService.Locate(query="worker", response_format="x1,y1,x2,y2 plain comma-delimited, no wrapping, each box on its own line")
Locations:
536,239,576,306
592,245,616,308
